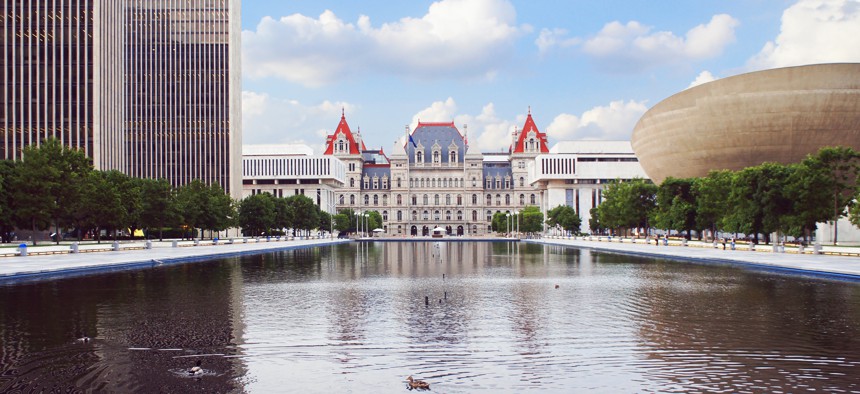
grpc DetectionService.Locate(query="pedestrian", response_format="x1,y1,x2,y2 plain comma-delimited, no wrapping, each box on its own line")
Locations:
722,238,726,250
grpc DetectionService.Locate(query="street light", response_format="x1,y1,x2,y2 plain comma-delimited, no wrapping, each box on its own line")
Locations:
354,211,361,238
513,210,519,238
506,213,511,238
364,213,369,238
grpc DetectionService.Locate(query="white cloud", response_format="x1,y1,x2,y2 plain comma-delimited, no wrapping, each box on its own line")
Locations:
687,70,718,89
243,0,525,86
546,100,648,140
241,91,354,153
748,0,860,69
578,14,739,72
535,28,581,54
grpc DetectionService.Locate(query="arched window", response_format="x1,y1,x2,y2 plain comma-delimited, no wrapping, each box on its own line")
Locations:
397,178,402,187
383,211,388,221
412,195,417,205
472,194,478,204
457,195,462,205
339,195,345,205
412,210,418,220
350,178,355,188
382,195,388,206
505,194,510,205
445,194,451,205
417,151,423,163
486,194,492,205
472,211,478,221
364,195,370,205
457,210,463,220
423,210,429,220
520,194,525,205
531,194,536,204
486,210,492,221
374,195,379,205
519,177,525,187
350,195,355,205
397,210,403,221
409,178,414,188
423,194,429,205
397,194,402,205
496,194,501,206
446,210,451,220
434,210,441,220
450,150,457,163
434,194,440,205
472,177,477,187
433,151,440,163
420,179,425,188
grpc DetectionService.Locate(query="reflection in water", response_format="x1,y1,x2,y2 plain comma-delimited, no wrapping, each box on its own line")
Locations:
1,241,860,392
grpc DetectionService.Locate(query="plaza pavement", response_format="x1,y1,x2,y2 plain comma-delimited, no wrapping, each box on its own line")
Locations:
526,236,860,280
0,237,350,284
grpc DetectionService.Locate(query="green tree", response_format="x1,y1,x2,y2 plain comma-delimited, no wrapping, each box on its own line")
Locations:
333,208,356,233
491,211,509,233
588,207,602,234
317,209,333,235
0,160,17,242
546,205,581,235
78,171,124,243
519,206,544,233
11,139,92,245
101,170,140,240
724,163,794,244
802,147,860,244
272,197,294,234
201,183,236,238
597,179,657,236
287,195,319,235
238,193,276,236
652,177,697,239
176,180,234,239
366,211,383,233
692,170,732,241
139,178,179,241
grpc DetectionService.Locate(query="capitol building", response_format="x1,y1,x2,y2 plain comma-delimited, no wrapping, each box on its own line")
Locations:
243,110,648,235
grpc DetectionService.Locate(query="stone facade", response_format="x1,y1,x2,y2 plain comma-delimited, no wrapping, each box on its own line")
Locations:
324,112,549,236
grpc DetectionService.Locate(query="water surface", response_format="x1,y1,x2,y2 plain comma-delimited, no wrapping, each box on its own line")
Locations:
2,242,859,392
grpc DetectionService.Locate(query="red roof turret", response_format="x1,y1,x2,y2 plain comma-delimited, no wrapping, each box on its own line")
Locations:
511,109,549,154
323,111,363,155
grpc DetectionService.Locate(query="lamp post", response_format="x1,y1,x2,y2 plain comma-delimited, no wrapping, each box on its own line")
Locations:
354,211,361,238
364,213,369,238
513,210,519,239
506,213,511,238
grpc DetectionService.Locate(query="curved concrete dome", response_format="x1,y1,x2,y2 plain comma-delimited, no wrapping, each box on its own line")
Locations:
631,63,860,184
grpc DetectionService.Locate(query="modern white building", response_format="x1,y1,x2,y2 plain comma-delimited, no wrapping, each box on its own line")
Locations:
529,141,649,234
242,145,346,214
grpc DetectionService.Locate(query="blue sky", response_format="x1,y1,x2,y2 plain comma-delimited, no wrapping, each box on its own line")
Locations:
240,0,860,153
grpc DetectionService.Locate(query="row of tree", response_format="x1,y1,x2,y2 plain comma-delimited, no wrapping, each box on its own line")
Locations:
0,139,331,244
591,147,860,244
490,206,545,234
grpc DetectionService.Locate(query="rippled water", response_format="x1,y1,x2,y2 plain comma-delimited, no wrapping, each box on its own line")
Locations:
2,241,860,393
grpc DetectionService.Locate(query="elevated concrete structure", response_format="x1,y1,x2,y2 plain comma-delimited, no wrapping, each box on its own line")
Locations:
631,63,860,184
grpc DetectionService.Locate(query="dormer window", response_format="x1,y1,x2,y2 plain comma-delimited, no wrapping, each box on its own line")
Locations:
372,176,379,189
449,150,457,163
486,176,492,189
416,150,423,163
382,176,389,189
504,177,510,189
433,151,441,163
363,176,370,190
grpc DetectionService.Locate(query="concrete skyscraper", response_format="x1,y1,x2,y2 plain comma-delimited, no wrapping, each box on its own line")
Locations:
0,0,242,198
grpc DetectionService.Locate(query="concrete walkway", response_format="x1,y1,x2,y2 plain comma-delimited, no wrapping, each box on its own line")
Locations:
0,237,350,284
526,236,860,280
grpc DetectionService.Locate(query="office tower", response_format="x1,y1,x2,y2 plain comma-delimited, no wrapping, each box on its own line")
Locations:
0,0,241,197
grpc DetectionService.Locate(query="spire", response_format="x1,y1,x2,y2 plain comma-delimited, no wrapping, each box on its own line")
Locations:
341,107,345,119
512,108,549,154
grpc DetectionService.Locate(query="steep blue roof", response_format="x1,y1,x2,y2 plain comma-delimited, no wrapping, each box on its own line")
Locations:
406,123,465,164
361,167,391,190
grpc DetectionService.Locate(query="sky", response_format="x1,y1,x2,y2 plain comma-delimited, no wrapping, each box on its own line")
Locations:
240,0,860,154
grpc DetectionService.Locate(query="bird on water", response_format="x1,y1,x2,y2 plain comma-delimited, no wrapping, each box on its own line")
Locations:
189,359,203,375
406,375,431,390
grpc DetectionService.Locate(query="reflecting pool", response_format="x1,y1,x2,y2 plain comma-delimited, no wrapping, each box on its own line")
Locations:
2,241,860,392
